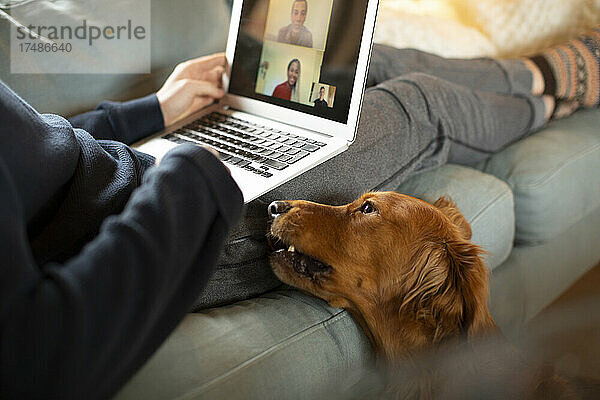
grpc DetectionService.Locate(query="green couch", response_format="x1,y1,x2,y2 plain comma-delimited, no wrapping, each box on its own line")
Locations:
112,109,600,400
2,1,598,399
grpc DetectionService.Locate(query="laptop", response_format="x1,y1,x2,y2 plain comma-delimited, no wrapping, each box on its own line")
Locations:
134,0,379,203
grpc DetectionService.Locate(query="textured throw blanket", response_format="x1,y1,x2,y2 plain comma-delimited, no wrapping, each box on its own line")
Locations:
375,0,600,58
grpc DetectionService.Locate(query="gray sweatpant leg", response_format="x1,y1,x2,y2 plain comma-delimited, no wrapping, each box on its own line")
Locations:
193,47,547,310
367,44,534,96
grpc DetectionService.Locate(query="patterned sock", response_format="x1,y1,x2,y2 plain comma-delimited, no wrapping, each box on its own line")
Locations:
528,27,600,115
552,99,580,120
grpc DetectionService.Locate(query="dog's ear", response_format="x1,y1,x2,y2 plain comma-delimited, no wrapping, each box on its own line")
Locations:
433,197,471,240
442,239,496,339
401,239,496,342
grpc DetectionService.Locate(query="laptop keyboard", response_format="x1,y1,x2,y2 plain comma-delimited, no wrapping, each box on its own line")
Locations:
162,112,326,178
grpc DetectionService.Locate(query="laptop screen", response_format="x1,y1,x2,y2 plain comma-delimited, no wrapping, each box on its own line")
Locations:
228,0,370,125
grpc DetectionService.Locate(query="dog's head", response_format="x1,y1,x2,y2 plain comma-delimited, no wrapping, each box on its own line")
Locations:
268,192,495,359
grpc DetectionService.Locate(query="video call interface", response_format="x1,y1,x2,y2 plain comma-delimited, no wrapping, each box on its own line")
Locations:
228,0,369,124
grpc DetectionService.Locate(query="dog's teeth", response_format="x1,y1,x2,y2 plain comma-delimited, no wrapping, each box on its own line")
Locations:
288,246,295,252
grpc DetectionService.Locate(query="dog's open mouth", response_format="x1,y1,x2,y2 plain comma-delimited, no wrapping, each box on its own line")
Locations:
268,234,333,279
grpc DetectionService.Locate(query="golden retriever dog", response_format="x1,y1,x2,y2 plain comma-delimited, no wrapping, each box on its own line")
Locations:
267,192,584,400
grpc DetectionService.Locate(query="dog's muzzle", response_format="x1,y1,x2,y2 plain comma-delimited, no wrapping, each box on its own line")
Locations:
268,201,291,219
268,201,333,280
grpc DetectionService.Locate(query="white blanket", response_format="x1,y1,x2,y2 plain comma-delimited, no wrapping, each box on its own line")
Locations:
375,0,600,58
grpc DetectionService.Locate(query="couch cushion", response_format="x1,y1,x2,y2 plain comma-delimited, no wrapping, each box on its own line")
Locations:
115,289,374,400
395,164,514,271
489,205,600,336
0,0,231,116
476,109,600,244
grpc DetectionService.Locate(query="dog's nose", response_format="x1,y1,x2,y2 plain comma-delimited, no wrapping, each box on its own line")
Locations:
268,201,291,218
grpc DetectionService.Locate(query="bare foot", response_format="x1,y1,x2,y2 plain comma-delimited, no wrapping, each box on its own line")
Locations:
542,95,555,121
522,58,545,96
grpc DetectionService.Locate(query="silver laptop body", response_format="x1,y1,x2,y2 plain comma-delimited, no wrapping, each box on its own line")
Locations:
134,0,379,203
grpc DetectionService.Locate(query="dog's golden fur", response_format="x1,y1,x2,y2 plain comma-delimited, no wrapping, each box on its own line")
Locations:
270,192,495,356
269,192,582,399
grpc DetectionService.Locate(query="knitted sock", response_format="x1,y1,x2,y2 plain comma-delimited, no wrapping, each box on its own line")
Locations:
528,27,600,116
552,99,580,120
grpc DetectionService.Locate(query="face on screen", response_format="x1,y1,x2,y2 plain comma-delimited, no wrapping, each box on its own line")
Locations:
228,0,369,124
287,60,300,87
291,0,307,31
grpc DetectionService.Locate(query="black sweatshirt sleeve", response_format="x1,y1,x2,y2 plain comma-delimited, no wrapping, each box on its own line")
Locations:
0,145,243,400
69,94,165,144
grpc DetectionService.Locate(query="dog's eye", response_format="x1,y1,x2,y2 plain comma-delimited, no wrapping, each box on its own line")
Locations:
360,202,376,214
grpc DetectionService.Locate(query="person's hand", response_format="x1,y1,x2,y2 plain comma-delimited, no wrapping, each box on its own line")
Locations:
157,53,226,127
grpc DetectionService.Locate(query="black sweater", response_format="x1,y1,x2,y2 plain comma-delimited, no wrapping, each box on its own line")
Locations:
0,81,243,399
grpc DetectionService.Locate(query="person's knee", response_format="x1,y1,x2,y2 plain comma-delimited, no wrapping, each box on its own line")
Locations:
375,72,441,111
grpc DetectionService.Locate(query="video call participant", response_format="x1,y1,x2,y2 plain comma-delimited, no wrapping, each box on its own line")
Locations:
272,58,301,102
277,0,313,48
313,86,328,108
